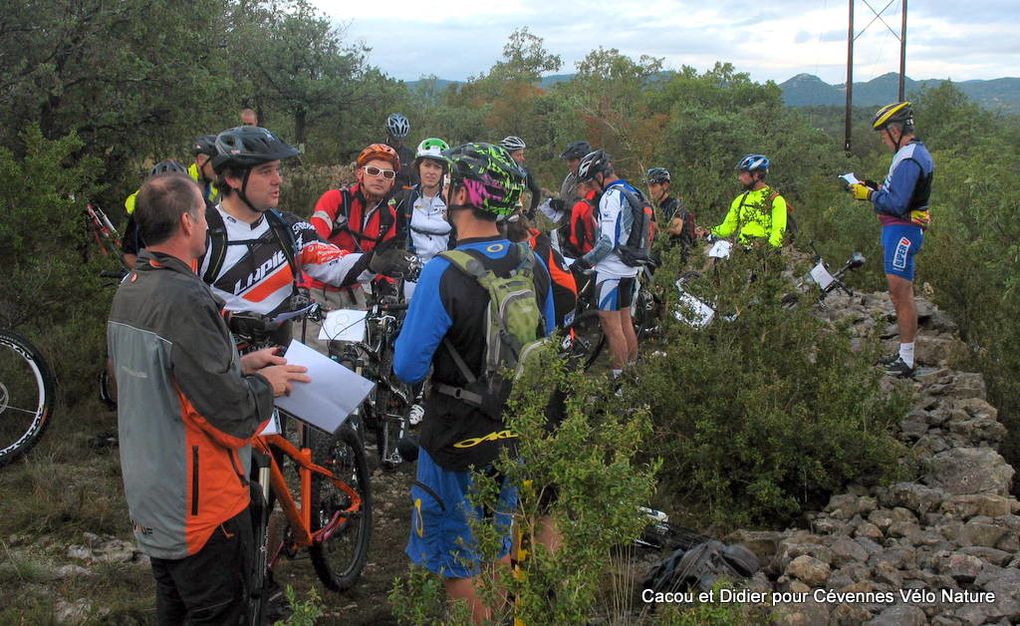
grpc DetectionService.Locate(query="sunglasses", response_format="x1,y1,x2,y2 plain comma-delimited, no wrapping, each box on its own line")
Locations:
363,166,396,180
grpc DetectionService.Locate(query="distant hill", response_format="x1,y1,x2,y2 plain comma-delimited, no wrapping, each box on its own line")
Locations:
405,72,1020,114
778,72,1020,114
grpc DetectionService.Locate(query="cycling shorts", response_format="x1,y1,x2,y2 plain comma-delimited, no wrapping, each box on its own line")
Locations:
406,448,517,579
596,274,637,312
881,224,923,281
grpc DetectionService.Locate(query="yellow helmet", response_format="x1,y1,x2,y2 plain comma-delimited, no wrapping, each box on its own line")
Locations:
872,101,914,131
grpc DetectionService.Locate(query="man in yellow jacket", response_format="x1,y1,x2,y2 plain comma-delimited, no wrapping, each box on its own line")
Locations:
710,154,787,248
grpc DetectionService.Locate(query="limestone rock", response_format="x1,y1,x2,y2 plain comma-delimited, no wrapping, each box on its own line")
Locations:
785,555,830,587
866,604,928,626
925,448,1014,496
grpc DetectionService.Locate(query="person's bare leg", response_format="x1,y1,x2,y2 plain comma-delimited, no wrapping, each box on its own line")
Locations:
443,555,512,625
598,311,627,371
887,275,917,344
620,307,638,365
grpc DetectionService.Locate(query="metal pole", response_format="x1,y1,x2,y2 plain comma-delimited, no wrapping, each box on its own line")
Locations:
899,0,907,101
845,0,855,153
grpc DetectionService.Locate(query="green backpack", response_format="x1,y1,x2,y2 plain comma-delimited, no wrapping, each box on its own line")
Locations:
435,242,548,419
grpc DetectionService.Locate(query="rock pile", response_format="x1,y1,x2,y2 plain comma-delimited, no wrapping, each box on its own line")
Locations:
728,293,1020,625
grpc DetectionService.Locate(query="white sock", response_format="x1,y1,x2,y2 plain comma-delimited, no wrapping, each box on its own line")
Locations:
611,369,623,379
899,342,915,368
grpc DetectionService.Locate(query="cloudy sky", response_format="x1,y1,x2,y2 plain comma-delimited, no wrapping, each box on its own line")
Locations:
312,0,1018,85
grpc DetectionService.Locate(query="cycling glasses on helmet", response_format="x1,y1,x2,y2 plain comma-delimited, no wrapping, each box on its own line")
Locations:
363,165,396,179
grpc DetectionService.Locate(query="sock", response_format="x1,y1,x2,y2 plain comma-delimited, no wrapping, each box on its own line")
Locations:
899,342,915,368
611,369,623,379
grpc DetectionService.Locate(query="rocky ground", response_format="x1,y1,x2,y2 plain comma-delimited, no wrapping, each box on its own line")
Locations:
724,292,1020,625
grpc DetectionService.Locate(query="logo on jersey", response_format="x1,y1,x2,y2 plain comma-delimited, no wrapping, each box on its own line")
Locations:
893,236,911,270
486,243,506,253
453,429,517,449
233,249,289,294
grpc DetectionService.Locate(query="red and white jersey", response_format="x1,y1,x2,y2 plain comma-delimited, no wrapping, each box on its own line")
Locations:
199,206,366,316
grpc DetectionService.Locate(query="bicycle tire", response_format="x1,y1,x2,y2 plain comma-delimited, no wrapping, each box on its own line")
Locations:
246,484,269,626
309,425,372,592
633,287,661,340
0,330,56,467
564,309,606,370
374,351,410,469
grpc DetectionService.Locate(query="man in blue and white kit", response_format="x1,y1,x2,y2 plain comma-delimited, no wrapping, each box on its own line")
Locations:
393,142,555,624
571,150,640,378
848,101,934,377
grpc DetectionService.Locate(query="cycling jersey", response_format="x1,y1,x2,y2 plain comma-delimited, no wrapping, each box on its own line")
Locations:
583,180,641,278
389,186,454,264
526,228,578,327
187,162,220,206
660,195,696,249
712,185,787,248
872,139,934,228
198,205,366,317
564,191,597,257
393,236,555,471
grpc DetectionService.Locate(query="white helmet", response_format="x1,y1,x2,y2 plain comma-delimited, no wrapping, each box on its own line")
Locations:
415,137,449,162
499,135,527,151
386,113,410,139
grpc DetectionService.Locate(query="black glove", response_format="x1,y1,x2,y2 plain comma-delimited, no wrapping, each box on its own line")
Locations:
862,179,880,190
572,257,593,274
370,247,414,277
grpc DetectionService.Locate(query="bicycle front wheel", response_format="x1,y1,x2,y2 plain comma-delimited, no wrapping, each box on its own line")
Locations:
309,425,372,592
0,330,56,466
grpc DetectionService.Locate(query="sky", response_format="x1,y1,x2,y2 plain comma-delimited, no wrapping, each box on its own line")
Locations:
312,0,1019,85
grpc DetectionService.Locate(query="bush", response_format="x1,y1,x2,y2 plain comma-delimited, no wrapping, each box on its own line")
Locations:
642,244,912,528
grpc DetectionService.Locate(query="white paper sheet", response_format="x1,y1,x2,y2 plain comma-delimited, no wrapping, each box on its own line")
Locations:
257,409,282,436
274,340,376,434
839,172,862,186
809,261,836,290
707,239,733,259
319,309,368,342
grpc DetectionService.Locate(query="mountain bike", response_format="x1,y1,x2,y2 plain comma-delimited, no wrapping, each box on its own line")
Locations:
326,261,421,469
84,201,129,410
0,329,56,467
230,306,372,624
562,259,660,370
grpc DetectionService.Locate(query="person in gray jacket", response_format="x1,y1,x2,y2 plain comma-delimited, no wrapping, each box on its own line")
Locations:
107,173,308,624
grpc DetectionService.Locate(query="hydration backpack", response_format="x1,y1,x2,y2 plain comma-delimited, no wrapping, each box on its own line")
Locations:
616,186,655,267
435,243,548,420
202,206,299,287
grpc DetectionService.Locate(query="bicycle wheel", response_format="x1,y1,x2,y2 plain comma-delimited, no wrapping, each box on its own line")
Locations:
246,484,269,626
633,286,661,340
564,309,606,370
373,352,410,468
309,425,372,592
0,330,56,467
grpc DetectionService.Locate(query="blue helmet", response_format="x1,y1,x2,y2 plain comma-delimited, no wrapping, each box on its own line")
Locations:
737,154,770,173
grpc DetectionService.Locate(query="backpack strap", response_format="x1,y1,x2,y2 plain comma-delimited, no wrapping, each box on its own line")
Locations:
201,205,227,284
327,189,352,240
265,209,300,282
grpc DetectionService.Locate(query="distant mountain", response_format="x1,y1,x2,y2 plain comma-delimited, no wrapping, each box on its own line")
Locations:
405,72,1020,114
779,72,1020,113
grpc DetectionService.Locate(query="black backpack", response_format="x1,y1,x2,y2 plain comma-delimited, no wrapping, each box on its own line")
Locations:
615,186,654,267
328,188,395,252
643,540,761,594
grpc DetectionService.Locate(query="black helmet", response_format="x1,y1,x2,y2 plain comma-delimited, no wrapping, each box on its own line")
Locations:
561,140,592,160
647,167,671,184
577,149,611,182
872,101,914,131
192,134,218,157
149,160,188,177
211,126,299,173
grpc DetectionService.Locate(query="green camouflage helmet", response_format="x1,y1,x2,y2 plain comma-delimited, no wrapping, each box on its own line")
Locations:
443,142,526,217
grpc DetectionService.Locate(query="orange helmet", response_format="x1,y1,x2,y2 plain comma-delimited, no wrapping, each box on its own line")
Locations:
357,143,400,170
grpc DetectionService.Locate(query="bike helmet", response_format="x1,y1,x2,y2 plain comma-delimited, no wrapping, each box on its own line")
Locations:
444,142,526,217
576,149,612,182
386,113,410,139
191,134,217,157
560,140,592,160
149,159,188,177
212,126,299,173
415,137,449,163
357,143,401,171
736,154,770,173
647,167,672,184
872,101,914,131
499,135,527,152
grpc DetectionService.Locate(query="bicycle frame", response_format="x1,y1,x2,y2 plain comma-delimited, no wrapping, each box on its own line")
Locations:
252,431,364,564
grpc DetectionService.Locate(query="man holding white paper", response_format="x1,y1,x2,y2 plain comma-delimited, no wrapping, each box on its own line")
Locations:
108,174,309,624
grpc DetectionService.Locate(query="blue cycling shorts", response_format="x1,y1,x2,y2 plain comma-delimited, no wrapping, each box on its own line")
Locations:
406,448,517,579
881,224,923,281
596,274,637,312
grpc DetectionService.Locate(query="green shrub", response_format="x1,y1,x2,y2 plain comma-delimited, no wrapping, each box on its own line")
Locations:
644,244,912,528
